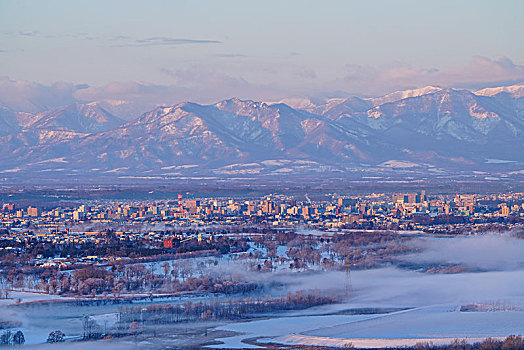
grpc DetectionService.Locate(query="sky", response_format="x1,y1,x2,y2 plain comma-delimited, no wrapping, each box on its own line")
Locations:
1,0,524,104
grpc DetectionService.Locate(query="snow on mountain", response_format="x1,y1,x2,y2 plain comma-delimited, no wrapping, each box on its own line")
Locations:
368,86,444,106
337,88,524,163
87,99,160,120
474,83,524,98
1,83,523,175
213,98,379,161
307,97,373,120
267,98,317,110
0,106,39,136
28,102,125,133
55,98,381,171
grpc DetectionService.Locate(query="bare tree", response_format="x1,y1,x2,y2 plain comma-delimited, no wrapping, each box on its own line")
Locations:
0,330,12,345
47,330,66,343
12,330,25,345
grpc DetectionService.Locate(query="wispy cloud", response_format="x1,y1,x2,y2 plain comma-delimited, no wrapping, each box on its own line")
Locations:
68,32,98,40
157,66,287,102
4,31,219,48
295,67,317,79
18,30,40,37
109,35,134,41
138,36,220,45
112,36,221,47
214,53,247,58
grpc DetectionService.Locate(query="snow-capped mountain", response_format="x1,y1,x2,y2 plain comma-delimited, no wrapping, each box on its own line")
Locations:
0,106,22,136
87,99,160,121
28,102,125,133
306,97,373,120
39,99,387,172
1,83,523,177
474,83,524,98
368,85,444,106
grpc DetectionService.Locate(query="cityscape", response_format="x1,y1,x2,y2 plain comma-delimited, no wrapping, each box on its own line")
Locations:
1,0,524,349
3,190,524,270
1,187,523,348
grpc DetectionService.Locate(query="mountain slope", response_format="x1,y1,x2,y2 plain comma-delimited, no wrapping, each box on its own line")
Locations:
52,99,388,171
28,102,125,133
350,89,523,163
0,106,22,136
474,83,524,98
0,85,523,176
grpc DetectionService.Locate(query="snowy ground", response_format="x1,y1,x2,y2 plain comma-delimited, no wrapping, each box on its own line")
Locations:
0,291,74,306
211,302,524,348
4,232,524,348
210,233,524,348
0,292,223,345
208,314,378,348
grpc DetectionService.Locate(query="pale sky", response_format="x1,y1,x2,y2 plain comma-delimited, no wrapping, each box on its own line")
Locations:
1,0,523,102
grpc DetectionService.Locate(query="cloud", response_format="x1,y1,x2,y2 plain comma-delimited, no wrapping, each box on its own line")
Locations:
111,36,221,47
159,67,286,102
137,36,220,45
5,31,218,48
17,30,40,37
1,55,522,116
0,76,77,113
403,232,524,271
336,56,524,96
71,81,182,118
161,67,250,88
295,67,317,79
71,74,282,119
214,53,247,58
0,71,286,117
74,81,170,100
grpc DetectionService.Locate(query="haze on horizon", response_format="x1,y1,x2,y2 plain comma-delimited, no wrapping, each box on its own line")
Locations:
1,0,523,107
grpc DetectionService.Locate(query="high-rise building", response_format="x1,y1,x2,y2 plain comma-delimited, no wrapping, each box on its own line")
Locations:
73,211,84,221
27,206,39,217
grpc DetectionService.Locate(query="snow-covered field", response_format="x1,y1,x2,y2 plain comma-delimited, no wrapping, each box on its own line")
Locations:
210,233,524,348
3,233,524,348
212,293,524,348
0,292,222,345
0,291,73,306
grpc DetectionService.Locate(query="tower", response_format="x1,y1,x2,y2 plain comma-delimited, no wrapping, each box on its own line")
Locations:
178,192,183,212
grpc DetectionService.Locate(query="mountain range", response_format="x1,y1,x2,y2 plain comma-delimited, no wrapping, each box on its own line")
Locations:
1,84,523,178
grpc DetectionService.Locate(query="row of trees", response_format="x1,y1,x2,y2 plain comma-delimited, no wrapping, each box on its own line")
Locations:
117,290,336,326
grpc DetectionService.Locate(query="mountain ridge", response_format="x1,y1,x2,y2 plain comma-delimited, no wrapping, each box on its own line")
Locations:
1,83,523,177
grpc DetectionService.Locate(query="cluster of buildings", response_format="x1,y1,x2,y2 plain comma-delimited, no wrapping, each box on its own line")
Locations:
0,190,523,268
1,191,524,235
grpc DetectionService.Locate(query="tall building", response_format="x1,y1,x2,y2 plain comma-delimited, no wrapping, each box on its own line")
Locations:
73,211,84,221
27,206,39,217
